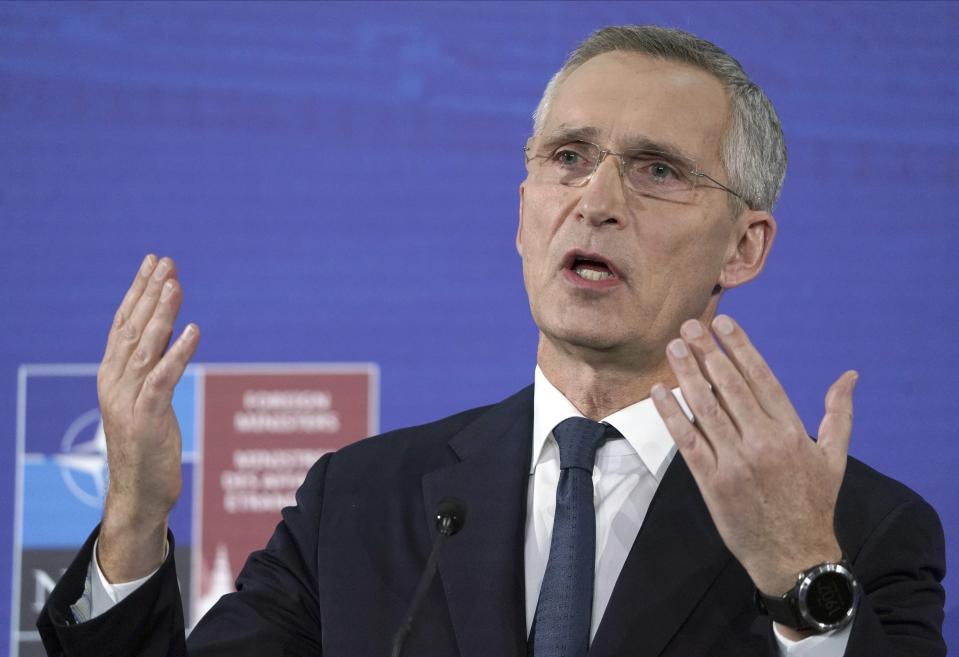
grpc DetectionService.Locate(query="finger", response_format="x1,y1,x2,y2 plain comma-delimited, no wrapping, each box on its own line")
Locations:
665,337,741,457
817,370,858,465
113,257,178,380
679,319,767,432
124,278,184,396
651,383,717,475
101,255,157,375
710,315,800,424
137,323,200,417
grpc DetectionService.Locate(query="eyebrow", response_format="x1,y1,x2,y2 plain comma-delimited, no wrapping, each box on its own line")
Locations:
541,125,699,169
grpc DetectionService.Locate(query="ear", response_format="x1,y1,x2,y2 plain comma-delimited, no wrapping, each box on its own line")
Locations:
516,181,526,256
718,210,777,290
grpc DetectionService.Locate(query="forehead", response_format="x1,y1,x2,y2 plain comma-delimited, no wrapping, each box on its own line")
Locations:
543,51,730,165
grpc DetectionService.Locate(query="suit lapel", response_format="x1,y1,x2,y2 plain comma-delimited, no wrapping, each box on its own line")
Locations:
422,386,534,657
587,455,731,657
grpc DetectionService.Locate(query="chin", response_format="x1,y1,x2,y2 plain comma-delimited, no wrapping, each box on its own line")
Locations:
532,298,642,353
543,322,629,354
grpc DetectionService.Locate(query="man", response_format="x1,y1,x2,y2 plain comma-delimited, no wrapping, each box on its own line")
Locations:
39,25,945,657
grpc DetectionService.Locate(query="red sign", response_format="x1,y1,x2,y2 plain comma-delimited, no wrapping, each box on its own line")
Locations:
192,366,377,621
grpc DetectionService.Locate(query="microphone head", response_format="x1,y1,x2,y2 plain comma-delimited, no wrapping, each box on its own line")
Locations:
434,497,467,536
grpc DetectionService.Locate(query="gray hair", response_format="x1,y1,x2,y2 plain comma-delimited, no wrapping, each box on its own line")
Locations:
532,26,786,211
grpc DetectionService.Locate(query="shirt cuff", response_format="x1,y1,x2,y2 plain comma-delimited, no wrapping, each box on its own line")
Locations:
773,621,853,657
72,536,169,621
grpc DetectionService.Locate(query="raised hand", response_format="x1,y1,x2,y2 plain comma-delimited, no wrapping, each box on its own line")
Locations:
96,255,200,582
650,315,857,601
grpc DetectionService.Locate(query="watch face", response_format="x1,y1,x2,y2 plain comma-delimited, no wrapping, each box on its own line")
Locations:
806,571,855,624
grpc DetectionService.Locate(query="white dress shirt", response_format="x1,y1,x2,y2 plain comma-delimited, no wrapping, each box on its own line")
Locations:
84,369,851,656
526,366,851,657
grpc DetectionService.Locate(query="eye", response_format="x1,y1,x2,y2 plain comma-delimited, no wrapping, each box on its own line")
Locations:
548,142,595,171
648,161,680,182
555,150,582,166
624,152,691,194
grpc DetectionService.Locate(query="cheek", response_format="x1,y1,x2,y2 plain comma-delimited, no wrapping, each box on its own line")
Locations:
519,190,569,265
640,217,730,285
639,221,698,264
517,219,552,290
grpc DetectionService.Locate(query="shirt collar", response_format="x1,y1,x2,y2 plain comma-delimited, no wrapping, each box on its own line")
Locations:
531,365,692,481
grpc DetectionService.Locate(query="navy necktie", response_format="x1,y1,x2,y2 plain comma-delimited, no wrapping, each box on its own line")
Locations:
531,417,613,657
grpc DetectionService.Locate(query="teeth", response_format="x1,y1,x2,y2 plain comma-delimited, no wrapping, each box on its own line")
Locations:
574,267,613,281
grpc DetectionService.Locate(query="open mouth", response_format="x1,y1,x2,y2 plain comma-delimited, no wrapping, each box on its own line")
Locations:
564,251,619,282
572,258,615,281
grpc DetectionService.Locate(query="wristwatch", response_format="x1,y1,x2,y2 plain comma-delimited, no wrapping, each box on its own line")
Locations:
755,559,861,633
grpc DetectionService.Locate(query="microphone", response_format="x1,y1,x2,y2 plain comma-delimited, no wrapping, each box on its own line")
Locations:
390,497,467,657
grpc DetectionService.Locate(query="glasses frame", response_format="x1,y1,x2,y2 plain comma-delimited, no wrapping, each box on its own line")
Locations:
523,140,748,207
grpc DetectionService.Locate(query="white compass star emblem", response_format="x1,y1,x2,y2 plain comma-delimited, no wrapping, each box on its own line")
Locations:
53,408,109,508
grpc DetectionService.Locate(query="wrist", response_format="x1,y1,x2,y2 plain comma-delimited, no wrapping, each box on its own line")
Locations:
752,543,843,596
99,503,169,583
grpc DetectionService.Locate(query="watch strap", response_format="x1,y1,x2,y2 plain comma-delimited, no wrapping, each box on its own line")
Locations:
755,558,859,633
755,585,811,631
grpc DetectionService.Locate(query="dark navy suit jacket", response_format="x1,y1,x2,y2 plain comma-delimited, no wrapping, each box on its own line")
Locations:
38,385,946,656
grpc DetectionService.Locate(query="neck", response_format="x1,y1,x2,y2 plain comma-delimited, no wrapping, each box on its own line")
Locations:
536,335,678,421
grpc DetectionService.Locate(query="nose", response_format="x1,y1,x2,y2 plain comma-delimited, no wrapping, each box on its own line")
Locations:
575,152,629,228
593,150,627,179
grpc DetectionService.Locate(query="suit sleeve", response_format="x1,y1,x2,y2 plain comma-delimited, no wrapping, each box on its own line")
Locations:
38,453,333,657
37,526,188,657
841,497,947,657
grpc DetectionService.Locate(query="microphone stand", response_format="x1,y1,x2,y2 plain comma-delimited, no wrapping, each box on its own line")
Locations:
390,499,465,657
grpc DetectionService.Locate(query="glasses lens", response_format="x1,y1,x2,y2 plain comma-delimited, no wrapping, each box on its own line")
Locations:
622,151,695,198
534,141,601,185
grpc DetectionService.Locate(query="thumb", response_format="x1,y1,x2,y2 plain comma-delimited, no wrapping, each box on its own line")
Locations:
817,370,858,464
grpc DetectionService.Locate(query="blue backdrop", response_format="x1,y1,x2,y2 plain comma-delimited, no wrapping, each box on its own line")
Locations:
1,1,957,654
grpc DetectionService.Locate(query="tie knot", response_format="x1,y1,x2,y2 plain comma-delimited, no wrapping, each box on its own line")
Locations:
552,417,611,472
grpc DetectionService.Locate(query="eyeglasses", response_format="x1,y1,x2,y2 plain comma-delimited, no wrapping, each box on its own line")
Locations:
523,139,747,206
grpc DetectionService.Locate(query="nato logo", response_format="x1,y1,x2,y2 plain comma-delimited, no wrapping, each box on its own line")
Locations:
19,369,109,547
17,366,197,548
54,408,109,508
